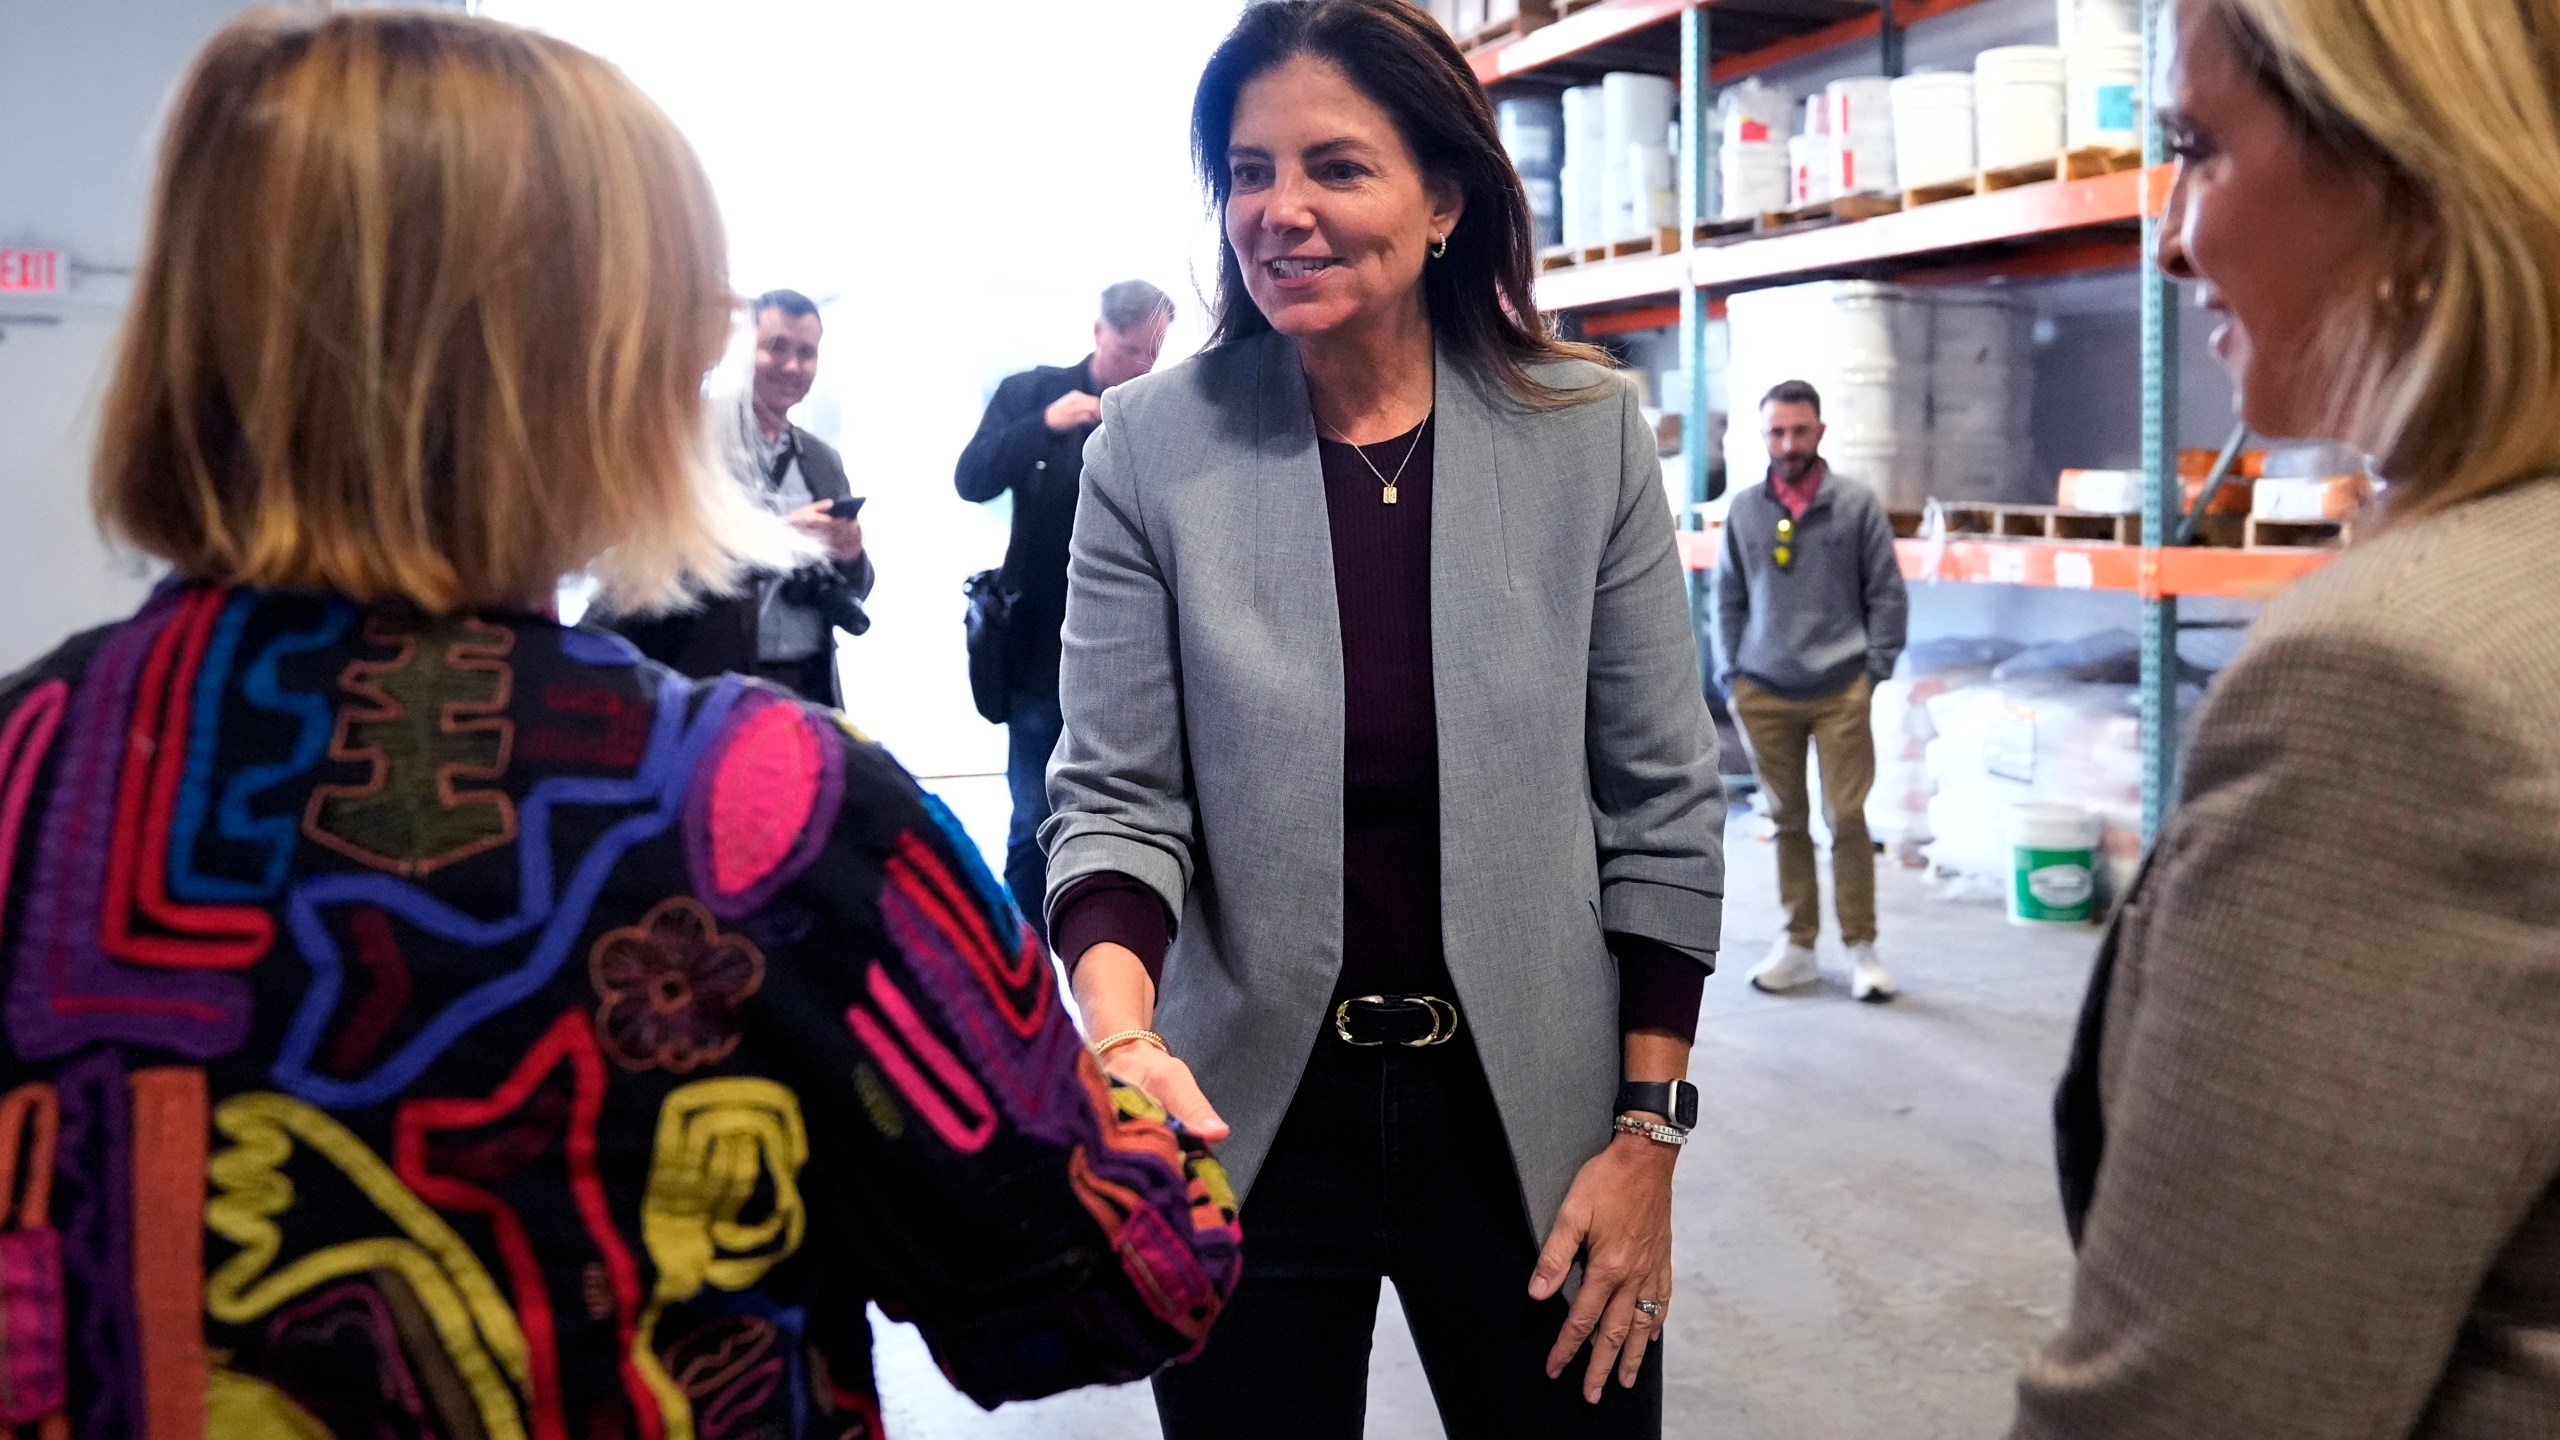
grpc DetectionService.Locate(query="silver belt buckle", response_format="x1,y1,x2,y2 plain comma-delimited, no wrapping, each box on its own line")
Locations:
1332,994,1459,1047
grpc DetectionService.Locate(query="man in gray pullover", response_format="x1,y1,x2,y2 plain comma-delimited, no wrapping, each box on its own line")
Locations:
1714,380,1910,1002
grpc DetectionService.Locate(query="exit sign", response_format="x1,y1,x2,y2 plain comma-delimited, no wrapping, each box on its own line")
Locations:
0,250,64,295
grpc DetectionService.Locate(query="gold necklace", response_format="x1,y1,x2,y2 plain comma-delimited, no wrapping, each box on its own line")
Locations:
1322,412,1432,505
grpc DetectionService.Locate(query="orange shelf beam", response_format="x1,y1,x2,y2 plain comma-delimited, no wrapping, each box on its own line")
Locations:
1581,302,1685,337
1469,0,1692,86
1708,0,1998,84
1535,249,1691,313
1679,528,2335,600
1690,166,2167,291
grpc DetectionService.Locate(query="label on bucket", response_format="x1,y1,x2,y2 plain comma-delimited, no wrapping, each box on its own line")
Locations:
2096,85,2136,132
1740,119,1772,143
2014,847,2097,922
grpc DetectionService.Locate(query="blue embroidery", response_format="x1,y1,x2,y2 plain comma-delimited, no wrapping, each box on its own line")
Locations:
169,595,353,902
270,672,740,1108
917,790,1025,937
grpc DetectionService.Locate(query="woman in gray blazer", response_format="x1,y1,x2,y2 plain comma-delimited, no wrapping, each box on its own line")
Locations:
2013,0,2560,1434
1038,3,1723,1436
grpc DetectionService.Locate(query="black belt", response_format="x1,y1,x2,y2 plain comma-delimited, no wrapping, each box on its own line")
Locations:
1331,993,1461,1048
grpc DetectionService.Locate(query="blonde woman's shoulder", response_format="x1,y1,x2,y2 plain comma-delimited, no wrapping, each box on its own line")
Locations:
2247,475,2560,714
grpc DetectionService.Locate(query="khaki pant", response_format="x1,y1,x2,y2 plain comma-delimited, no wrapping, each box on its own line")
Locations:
1731,675,1878,948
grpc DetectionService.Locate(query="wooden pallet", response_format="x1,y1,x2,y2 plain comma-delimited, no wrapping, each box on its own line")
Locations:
1607,226,1684,259
1538,243,1580,273
2246,516,2351,549
1458,0,1557,51
1554,0,1611,14
1939,502,2142,544
1692,216,1759,247
1905,146,2145,210
1757,193,1904,232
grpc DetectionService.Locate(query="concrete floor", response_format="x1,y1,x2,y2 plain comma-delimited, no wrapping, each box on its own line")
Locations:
876,794,2096,1438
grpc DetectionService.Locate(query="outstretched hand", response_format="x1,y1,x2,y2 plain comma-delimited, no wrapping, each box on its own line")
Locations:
1528,1132,1678,1403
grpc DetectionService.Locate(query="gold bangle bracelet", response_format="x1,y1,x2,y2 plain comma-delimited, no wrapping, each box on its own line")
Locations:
1090,1028,1169,1062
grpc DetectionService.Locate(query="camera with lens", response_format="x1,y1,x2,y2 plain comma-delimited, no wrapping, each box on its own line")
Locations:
779,562,871,637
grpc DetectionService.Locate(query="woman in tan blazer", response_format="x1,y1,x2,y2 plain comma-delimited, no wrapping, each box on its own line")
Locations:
2013,1,2560,1435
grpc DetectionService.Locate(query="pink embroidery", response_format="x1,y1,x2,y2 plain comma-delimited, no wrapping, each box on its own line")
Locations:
684,694,842,920
0,1228,64,1424
710,705,819,900
0,683,69,952
844,963,997,1154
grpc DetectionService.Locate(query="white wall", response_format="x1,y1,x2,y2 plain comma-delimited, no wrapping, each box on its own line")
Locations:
0,0,275,671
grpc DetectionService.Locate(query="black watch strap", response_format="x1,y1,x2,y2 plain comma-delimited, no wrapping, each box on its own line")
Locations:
1615,1079,1699,1132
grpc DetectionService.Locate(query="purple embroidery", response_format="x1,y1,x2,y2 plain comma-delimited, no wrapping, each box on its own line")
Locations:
54,1050,137,1438
0,1227,65,1423
6,591,249,1061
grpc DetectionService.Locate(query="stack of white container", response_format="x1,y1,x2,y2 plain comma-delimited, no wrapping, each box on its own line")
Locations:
1717,79,1793,221
1723,281,2034,510
1789,95,1831,209
1827,77,1898,197
1603,73,1678,239
1560,85,1607,249
1555,73,1679,249
2060,0,2144,150
1889,70,1976,188
1497,96,1567,248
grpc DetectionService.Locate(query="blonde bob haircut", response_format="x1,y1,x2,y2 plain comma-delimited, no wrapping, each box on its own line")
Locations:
94,7,801,616
2206,0,2560,518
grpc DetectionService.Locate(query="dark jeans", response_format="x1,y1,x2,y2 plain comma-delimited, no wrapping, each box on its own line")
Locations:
1154,1026,1662,1440
1004,686,1064,940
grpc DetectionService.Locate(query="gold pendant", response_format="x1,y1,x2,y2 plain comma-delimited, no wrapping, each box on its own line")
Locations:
1383,485,1398,505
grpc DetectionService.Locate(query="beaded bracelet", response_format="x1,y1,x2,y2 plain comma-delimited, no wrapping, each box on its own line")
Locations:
1090,1028,1169,1063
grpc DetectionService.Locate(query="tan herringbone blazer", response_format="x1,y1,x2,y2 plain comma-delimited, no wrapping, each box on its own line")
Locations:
2016,476,2560,1438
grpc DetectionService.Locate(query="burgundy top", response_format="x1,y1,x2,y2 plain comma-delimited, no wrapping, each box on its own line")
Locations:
1053,417,1707,1042
1769,457,1826,521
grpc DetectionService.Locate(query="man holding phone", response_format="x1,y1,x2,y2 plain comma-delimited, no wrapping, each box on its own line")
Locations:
610,289,873,706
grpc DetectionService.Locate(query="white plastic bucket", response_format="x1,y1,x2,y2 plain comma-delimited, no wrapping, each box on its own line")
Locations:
1562,83,1607,173
1624,143,1675,232
1890,72,1975,189
2008,803,2100,925
1717,78,1793,148
1827,439,1933,511
1497,96,1566,175
1976,45,2067,170
1832,130,1896,196
2057,0,2140,52
1828,76,1896,140
1561,163,1605,247
1721,141,1790,219
1789,134,1833,206
2067,38,2145,149
1826,282,1931,366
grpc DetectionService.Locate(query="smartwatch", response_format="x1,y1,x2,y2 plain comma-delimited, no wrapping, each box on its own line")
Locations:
1614,1079,1700,1133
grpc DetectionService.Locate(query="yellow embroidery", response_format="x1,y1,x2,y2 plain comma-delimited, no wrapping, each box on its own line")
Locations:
207,1365,333,1440
631,1079,809,1440
204,1093,528,1440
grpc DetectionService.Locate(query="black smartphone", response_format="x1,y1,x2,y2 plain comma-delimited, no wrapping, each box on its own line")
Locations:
825,496,865,520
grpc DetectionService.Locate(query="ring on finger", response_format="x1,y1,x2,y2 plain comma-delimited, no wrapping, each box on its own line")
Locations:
1633,1298,1665,1320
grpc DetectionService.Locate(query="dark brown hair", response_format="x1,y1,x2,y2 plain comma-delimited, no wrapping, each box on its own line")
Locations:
1189,0,1607,407
1761,380,1822,415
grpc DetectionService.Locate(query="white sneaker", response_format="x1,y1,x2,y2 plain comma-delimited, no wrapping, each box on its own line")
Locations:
1849,943,1896,1004
1747,938,1822,994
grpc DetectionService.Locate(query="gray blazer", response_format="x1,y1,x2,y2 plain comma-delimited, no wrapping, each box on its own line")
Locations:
2014,476,2560,1438
1041,330,1724,1234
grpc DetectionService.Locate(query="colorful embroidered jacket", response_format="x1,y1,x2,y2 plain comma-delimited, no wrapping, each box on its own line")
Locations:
0,582,1241,1439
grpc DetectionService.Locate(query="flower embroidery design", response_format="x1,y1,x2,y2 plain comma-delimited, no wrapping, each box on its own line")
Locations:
589,897,765,1073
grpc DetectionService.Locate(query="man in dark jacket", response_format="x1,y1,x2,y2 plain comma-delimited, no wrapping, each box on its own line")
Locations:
956,279,1172,933
1714,379,1909,1004
613,289,873,706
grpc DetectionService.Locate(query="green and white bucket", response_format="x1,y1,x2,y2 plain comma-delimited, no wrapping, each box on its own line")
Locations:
2009,802,2100,926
